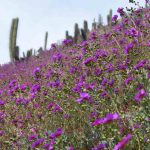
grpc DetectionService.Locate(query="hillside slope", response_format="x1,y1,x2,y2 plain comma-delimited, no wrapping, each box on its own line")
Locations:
0,6,150,150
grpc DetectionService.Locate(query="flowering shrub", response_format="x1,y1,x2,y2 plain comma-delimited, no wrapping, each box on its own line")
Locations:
0,1,150,149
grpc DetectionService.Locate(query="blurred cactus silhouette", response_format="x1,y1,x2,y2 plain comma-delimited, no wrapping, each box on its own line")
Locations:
66,31,69,39
22,49,33,60
98,14,103,28
107,9,113,27
81,29,87,41
92,19,97,30
27,49,33,58
83,20,89,33
74,23,80,43
81,20,89,41
65,31,73,40
44,32,48,50
9,18,19,61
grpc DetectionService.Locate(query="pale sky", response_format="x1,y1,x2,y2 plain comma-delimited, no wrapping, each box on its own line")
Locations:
0,0,145,64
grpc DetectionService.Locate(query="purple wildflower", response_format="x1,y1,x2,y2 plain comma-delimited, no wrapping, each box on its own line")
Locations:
134,60,148,70
68,146,74,150
100,90,108,98
0,130,5,136
100,78,108,86
43,139,55,150
63,39,73,46
50,128,63,139
51,43,56,49
83,57,95,66
148,73,150,79
109,80,115,87
92,143,107,150
114,134,132,150
134,89,147,102
52,104,62,114
31,84,41,93
0,100,5,106
0,90,2,95
95,68,102,76
124,43,134,55
28,134,38,141
52,53,62,62
112,15,118,22
117,8,125,16
124,76,133,85
46,102,55,109
33,67,40,76
88,111,98,119
32,138,45,148
105,63,114,73
80,92,90,99
129,28,139,37
92,113,120,126
76,92,91,103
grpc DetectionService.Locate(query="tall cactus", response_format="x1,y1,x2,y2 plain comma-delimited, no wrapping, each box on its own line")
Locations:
66,31,69,40
14,46,19,60
107,14,110,26
92,18,97,30
83,20,88,33
65,30,73,41
98,14,103,28
109,9,113,26
27,49,33,58
81,20,89,41
107,9,113,27
22,49,33,60
81,29,87,41
44,32,48,50
74,23,80,43
9,18,19,62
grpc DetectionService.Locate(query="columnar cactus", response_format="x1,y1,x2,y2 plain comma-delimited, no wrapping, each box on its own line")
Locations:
107,14,110,26
22,49,33,60
107,9,113,27
14,46,19,60
81,20,89,41
27,49,33,58
44,32,48,50
92,19,97,30
9,18,19,62
74,23,80,43
83,20,88,33
109,9,113,26
81,29,87,41
98,14,103,28
65,30,73,41
66,31,69,40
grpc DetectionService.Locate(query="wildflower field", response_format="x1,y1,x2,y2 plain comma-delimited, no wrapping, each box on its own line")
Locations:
0,1,150,149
